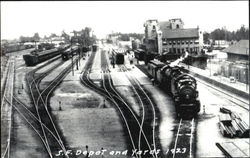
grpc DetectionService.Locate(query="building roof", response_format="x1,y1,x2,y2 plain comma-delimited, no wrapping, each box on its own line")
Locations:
162,28,199,39
159,21,171,30
222,40,249,56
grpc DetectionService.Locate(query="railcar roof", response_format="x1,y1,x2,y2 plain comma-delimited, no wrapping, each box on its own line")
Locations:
149,60,165,66
35,48,59,56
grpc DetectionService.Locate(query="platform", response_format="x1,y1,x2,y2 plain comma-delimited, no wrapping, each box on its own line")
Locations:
216,141,249,157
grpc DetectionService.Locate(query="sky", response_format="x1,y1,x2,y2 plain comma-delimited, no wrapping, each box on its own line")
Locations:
1,1,249,40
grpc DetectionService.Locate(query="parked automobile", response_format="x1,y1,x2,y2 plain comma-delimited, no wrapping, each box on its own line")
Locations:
229,76,236,83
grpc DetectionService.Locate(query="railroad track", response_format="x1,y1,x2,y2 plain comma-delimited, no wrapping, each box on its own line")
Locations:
120,59,198,158
118,65,161,158
80,50,159,158
166,118,196,158
1,59,11,105
4,96,66,158
196,78,249,111
1,58,15,158
25,56,66,157
25,56,78,158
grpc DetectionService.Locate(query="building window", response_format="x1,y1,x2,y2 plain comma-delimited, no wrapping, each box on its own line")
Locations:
190,41,193,44
186,41,189,44
177,49,180,54
173,48,176,53
177,41,180,44
182,41,185,45
176,24,179,29
153,25,156,30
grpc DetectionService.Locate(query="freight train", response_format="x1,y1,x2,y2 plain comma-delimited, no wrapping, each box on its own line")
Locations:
23,44,70,66
61,45,80,61
148,60,200,117
1,44,34,55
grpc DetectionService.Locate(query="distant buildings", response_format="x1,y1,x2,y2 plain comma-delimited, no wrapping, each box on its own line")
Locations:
1,40,34,55
213,40,230,49
221,40,249,84
40,36,65,47
223,40,249,62
142,18,207,69
143,18,203,56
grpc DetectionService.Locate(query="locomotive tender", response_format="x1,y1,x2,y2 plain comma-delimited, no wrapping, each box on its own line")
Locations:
148,60,200,117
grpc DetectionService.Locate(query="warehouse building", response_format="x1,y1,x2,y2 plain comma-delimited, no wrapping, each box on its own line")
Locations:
221,40,249,84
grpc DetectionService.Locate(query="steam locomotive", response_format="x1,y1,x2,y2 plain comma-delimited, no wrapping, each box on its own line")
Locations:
61,45,80,61
148,60,200,117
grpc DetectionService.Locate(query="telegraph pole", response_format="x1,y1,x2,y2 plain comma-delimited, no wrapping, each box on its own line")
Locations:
246,48,249,91
209,57,212,77
71,38,74,76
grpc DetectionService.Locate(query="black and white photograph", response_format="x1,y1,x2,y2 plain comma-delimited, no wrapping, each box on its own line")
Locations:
1,1,249,158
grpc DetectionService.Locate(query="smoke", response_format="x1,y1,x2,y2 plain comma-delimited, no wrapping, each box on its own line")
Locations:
169,51,189,67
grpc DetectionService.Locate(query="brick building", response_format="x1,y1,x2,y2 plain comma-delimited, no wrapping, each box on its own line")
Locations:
143,18,203,56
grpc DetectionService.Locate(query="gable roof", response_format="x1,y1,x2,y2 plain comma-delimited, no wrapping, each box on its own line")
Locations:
162,28,199,39
222,40,249,56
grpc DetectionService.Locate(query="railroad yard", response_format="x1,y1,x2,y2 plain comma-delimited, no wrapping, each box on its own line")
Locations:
1,42,249,158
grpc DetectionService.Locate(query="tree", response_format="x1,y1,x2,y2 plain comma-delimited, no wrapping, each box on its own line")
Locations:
49,33,57,38
209,25,249,42
19,36,33,43
19,36,27,43
203,32,210,44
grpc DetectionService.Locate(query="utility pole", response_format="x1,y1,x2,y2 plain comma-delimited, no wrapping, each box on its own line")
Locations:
78,46,81,66
209,57,212,77
246,48,249,91
71,38,74,76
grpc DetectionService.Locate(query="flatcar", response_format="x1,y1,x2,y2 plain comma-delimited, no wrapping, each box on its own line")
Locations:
147,60,200,117
61,45,79,61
